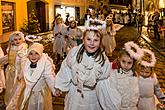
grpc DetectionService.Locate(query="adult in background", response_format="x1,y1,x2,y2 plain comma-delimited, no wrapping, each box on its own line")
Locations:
65,13,70,26
51,13,61,31
152,11,160,40
136,13,144,34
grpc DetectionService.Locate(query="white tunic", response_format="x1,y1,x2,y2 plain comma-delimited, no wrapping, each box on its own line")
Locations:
21,53,55,110
55,44,111,110
102,27,116,57
96,64,121,110
138,74,165,110
62,27,82,52
53,24,66,55
108,69,139,110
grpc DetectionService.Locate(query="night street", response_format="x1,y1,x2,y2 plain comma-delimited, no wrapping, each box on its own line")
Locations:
0,0,165,109
0,24,164,110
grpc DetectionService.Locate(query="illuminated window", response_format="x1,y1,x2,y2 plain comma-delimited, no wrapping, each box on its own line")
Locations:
1,1,15,33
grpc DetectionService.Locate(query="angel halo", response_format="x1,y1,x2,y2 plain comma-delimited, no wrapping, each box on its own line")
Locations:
85,18,106,30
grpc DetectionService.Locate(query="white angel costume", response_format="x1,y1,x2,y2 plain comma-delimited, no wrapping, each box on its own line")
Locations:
108,69,139,110
102,26,116,57
138,74,165,110
55,44,111,110
53,23,66,55
20,53,55,110
63,27,82,52
5,42,28,105
96,64,121,110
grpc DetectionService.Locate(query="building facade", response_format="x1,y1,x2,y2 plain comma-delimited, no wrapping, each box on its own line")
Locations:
0,0,99,42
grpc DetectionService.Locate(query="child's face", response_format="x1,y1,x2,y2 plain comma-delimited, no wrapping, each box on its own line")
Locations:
13,36,23,46
28,50,40,64
84,31,100,53
70,21,76,28
106,19,112,26
57,19,62,24
139,66,152,78
120,54,134,72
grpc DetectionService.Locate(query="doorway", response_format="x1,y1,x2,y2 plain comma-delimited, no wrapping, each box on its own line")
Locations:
27,0,48,33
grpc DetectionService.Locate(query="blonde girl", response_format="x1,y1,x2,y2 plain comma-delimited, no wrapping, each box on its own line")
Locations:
55,29,111,110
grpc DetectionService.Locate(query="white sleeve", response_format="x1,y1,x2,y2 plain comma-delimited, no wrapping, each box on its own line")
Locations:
96,59,121,110
96,77,121,110
55,59,72,92
54,46,78,92
44,58,56,94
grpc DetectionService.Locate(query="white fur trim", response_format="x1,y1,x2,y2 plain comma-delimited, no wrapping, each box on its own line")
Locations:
140,49,156,67
124,41,143,60
85,18,106,30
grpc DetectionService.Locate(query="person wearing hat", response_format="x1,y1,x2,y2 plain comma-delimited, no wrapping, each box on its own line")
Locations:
4,31,28,107
7,43,56,110
53,16,66,63
102,15,116,59
63,16,83,56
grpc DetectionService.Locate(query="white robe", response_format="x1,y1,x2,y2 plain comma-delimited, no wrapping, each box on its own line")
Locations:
102,27,116,57
21,53,55,110
62,27,82,52
55,44,111,110
5,43,28,105
53,24,66,55
107,69,139,110
96,63,121,110
138,74,165,110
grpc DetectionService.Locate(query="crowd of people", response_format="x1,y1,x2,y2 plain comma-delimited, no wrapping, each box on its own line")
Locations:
0,9,164,110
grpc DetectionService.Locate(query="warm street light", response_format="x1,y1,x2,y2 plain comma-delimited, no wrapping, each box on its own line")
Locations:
159,0,164,8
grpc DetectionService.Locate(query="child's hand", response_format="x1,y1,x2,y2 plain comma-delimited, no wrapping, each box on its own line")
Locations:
55,88,62,97
157,103,165,109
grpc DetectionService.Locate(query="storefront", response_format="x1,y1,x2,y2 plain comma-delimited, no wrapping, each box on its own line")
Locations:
55,5,76,21
55,5,80,24
0,0,27,42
